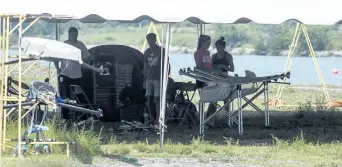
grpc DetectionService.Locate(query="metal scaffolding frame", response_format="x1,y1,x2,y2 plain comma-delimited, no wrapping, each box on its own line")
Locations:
0,14,71,158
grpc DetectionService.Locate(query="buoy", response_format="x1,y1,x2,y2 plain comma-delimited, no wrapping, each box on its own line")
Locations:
332,68,339,75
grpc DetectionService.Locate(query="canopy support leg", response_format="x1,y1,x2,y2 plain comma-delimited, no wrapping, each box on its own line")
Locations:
0,15,3,159
159,23,172,148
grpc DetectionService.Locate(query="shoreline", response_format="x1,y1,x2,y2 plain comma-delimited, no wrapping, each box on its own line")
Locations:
9,44,342,57
87,45,342,57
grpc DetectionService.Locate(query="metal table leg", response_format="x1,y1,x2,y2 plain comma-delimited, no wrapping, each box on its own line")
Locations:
237,84,243,134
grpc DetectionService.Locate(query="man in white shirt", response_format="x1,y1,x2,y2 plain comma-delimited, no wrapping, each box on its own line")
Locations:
55,27,90,78
56,27,90,119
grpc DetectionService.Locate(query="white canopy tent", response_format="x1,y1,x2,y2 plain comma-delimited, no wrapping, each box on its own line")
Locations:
1,0,341,148
1,0,342,25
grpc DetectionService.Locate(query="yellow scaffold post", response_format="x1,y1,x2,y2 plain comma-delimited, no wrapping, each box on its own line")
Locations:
269,22,331,107
0,15,40,155
0,14,71,158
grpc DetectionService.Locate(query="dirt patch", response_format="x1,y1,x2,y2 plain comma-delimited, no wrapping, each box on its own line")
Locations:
93,157,260,167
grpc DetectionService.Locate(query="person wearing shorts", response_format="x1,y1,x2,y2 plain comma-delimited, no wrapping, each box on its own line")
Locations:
143,33,168,127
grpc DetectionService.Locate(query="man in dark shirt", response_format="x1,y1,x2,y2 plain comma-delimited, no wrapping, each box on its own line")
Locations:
143,33,169,128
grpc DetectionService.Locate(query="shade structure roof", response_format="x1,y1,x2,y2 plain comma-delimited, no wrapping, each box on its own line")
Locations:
20,37,81,62
0,0,341,25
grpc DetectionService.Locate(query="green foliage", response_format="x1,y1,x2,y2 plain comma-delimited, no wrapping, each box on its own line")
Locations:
9,20,342,55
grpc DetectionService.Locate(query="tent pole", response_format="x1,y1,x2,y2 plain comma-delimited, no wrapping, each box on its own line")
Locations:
0,15,3,159
58,22,61,40
200,23,204,35
197,22,204,37
159,23,172,148
203,23,205,34
197,24,199,38
159,23,164,148
50,20,59,82
17,15,24,157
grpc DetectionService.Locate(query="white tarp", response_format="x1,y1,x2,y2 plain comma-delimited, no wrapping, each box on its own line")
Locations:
20,37,85,78
20,37,81,62
0,0,341,25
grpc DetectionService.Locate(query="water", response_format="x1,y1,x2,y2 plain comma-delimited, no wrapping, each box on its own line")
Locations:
170,54,342,85
3,50,342,85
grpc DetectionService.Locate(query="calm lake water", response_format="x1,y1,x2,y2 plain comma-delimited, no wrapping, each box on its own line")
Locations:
3,49,342,86
171,54,342,86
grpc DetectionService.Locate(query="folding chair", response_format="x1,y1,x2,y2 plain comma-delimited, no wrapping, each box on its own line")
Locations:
69,85,93,109
69,85,97,130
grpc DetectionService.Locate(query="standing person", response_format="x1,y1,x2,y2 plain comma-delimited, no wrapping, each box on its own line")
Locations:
193,34,216,127
143,33,168,128
55,27,90,119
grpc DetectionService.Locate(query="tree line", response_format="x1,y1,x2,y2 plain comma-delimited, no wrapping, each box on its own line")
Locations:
8,20,342,56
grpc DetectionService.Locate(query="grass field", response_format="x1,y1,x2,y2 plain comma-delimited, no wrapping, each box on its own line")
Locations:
2,66,342,166
2,108,342,166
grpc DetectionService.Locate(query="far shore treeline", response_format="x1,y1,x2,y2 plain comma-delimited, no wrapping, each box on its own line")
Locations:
7,20,342,56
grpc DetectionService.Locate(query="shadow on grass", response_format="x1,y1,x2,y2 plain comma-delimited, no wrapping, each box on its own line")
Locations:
101,154,142,166
96,100,342,146
3,100,342,166
1,118,141,166
52,120,141,166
